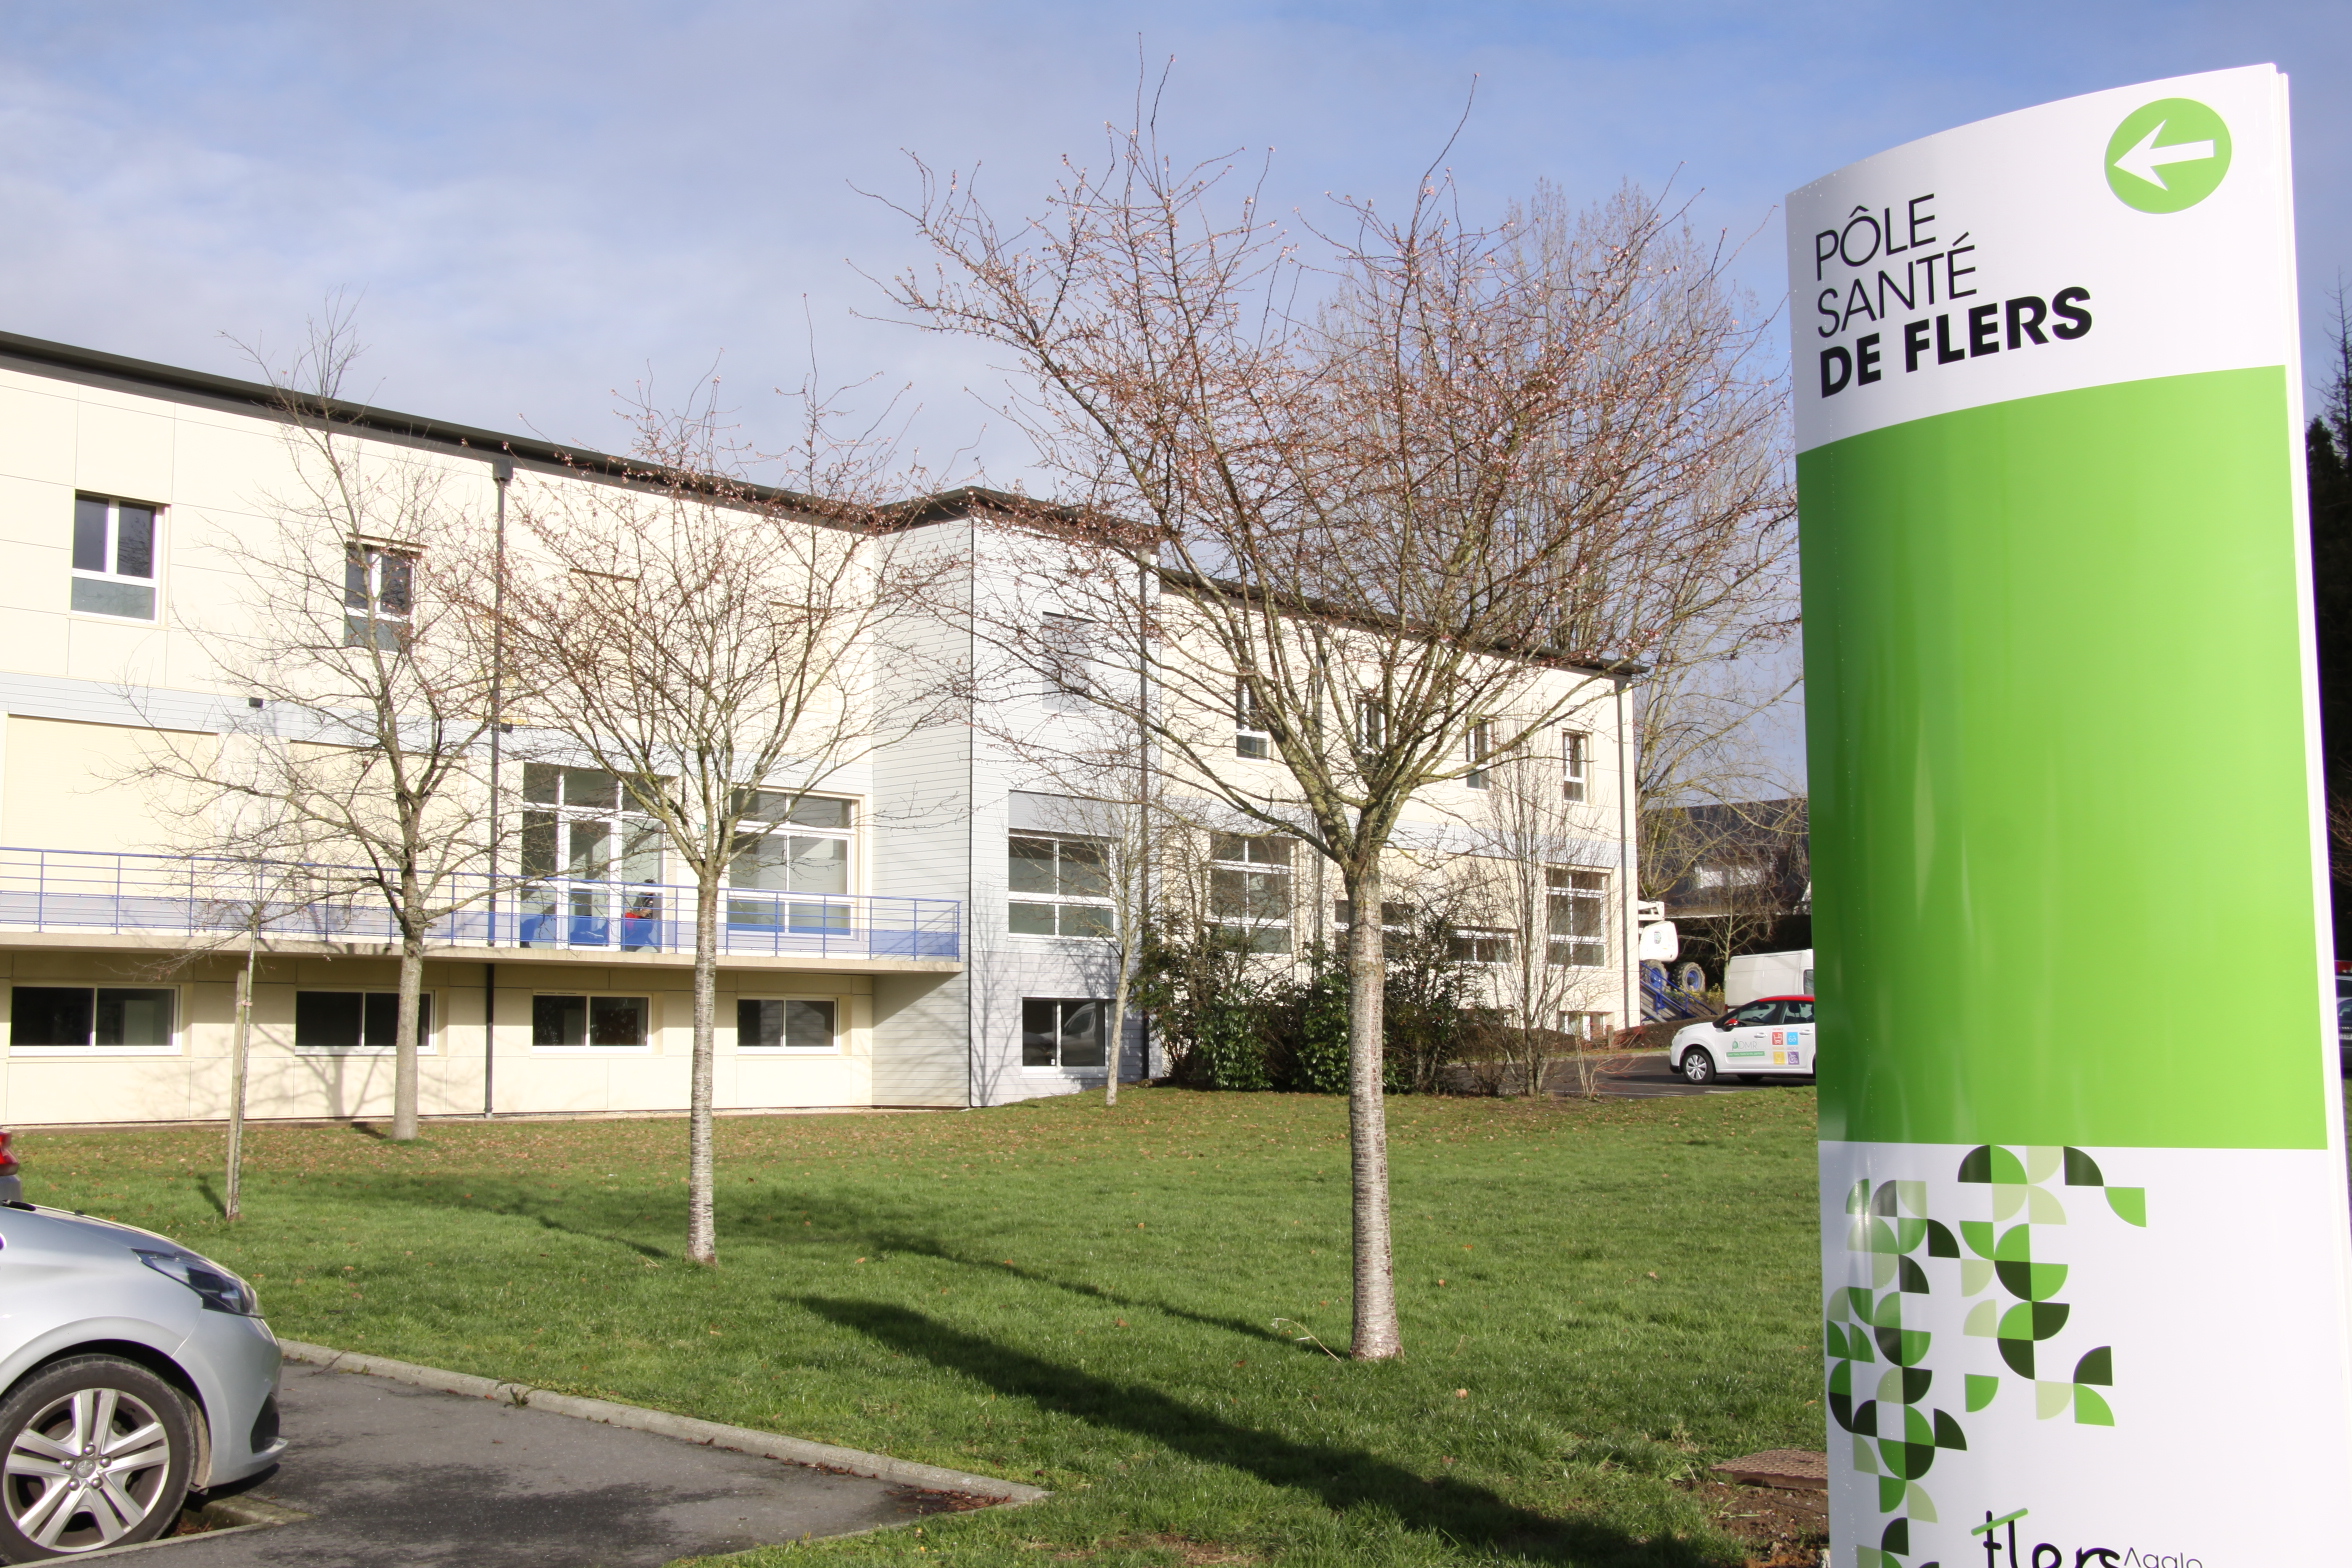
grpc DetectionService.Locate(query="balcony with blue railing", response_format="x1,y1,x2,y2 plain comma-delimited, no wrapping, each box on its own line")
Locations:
0,847,961,965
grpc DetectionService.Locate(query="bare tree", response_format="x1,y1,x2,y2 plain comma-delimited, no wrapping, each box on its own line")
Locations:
493,385,956,1266
1460,728,1624,1097
137,316,508,1142
884,114,1791,1356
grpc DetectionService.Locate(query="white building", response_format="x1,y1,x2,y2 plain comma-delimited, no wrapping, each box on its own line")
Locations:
0,331,1638,1125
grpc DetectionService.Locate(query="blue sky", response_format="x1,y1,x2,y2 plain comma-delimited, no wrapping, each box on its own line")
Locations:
2,0,2343,480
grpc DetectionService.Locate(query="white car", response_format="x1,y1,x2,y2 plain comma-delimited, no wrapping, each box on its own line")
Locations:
1669,994,1815,1084
0,1187,284,1559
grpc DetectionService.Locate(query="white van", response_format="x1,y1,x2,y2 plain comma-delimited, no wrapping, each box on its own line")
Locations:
1725,948,1814,1006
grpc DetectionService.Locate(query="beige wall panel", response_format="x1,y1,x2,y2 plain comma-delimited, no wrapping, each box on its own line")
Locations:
64,620,177,692
4,1058,195,1124
162,421,286,520
0,386,79,489
0,608,74,682
488,1058,620,1116
74,404,174,506
730,1055,870,1108
6,717,210,855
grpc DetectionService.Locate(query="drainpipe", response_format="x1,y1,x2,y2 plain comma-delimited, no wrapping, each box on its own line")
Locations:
1614,670,1637,1035
485,458,511,1117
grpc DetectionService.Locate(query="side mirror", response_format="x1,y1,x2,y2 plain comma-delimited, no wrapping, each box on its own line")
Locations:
1713,1015,1737,1030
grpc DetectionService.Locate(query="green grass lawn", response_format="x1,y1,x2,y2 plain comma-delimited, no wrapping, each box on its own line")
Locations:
16,1087,1825,1567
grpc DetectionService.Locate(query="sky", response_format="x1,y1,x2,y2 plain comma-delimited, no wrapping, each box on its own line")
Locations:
2,1,2346,782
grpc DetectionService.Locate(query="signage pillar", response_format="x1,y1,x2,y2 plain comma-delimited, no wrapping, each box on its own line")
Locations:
1790,65,2352,1565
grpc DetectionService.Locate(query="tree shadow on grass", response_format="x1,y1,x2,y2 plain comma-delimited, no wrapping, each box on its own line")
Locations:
799,1296,1717,1568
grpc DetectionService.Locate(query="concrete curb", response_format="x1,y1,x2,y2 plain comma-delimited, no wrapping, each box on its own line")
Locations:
278,1341,1050,1505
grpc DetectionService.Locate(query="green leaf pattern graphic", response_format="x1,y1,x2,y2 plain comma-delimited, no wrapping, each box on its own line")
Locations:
1827,1146,2146,1566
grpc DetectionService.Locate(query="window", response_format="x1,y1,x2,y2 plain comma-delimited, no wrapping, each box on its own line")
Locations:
11,986,174,1052
1040,613,1093,710
1008,834,1113,937
71,495,159,620
727,791,855,933
532,994,649,1048
1694,863,1765,890
1546,867,1608,967
1357,693,1387,752
1448,926,1514,964
1561,730,1590,802
521,765,666,948
1211,834,1293,953
344,544,415,651
1557,1010,1612,1041
1728,1000,1782,1026
295,991,433,1052
738,998,836,1050
1785,1000,1815,1023
1236,682,1271,759
1466,720,1494,789
1022,997,1107,1069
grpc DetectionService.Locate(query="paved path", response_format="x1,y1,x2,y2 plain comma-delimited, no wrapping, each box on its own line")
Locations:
1585,1050,1814,1100
149,1359,929,1568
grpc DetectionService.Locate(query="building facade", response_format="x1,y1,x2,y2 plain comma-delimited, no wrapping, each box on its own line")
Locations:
0,332,1637,1125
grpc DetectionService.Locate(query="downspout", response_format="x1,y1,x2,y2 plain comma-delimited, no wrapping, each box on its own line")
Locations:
485,458,511,1117
1614,670,1637,1034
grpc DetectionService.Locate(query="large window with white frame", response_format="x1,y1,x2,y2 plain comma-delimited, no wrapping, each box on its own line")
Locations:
71,494,160,621
10,986,176,1054
738,996,837,1051
532,993,650,1049
1546,868,1609,967
1561,729,1590,803
726,791,855,933
1007,833,1112,937
1211,833,1294,952
295,990,434,1053
520,764,665,948
1465,719,1495,789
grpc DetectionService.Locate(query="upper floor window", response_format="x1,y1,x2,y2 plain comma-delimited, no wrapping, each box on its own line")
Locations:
1448,926,1514,964
1561,730,1590,802
1356,693,1387,753
1041,613,1093,711
1466,720,1494,789
1547,867,1609,967
728,791,854,897
522,764,663,884
1236,682,1271,759
1008,833,1112,937
345,544,415,651
71,495,159,621
1211,833,1293,952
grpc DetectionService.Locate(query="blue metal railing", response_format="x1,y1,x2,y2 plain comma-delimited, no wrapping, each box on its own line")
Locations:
0,846,961,962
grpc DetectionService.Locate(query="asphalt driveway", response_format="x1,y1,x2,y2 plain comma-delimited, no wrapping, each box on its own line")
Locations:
145,1358,945,1568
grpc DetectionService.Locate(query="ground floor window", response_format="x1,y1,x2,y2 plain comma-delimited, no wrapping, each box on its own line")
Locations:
10,986,175,1051
1546,868,1609,967
533,994,649,1048
295,991,433,1052
1021,997,1107,1069
739,997,836,1051
1557,1010,1612,1041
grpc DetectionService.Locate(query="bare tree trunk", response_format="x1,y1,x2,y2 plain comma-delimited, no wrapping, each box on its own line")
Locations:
688,874,719,1265
391,858,425,1141
1343,860,1400,1360
225,944,256,1221
1105,957,1129,1108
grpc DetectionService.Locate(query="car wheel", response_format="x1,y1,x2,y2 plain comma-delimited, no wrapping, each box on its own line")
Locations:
1681,1049,1716,1084
0,1356,195,1560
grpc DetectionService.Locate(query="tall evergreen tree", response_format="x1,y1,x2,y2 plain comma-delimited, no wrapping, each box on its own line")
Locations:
2306,281,2352,947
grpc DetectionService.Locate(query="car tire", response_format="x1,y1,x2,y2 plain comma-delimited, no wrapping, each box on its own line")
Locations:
1680,1049,1716,1084
0,1356,195,1561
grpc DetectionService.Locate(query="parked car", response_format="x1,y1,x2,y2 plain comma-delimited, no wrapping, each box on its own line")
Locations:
1669,995,1815,1084
0,1200,282,1560
0,1135,16,1207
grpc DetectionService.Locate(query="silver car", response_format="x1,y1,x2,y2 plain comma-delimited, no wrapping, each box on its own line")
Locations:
0,1190,283,1560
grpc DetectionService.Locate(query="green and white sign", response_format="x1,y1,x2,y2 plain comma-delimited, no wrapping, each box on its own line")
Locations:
1789,65,2352,1566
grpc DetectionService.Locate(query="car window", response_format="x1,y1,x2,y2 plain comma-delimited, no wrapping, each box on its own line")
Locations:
1784,1001,1814,1023
1733,1001,1781,1025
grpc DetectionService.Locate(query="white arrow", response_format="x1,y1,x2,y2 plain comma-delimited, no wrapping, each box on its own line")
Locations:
2112,121,2217,191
